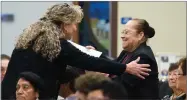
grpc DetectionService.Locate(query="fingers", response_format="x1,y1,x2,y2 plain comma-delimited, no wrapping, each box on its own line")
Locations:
134,57,140,63
140,67,151,72
85,46,91,49
136,68,151,79
86,46,95,50
139,71,149,76
139,64,150,68
137,74,145,79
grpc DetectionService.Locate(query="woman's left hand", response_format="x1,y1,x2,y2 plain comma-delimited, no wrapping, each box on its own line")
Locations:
85,45,96,50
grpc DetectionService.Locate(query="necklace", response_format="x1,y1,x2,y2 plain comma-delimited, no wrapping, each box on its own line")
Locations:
171,92,185,100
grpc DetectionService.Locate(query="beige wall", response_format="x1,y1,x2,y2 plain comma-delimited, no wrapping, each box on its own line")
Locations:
117,2,186,56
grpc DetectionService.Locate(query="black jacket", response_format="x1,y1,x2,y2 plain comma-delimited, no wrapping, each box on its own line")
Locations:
1,39,126,100
113,42,159,99
159,81,173,99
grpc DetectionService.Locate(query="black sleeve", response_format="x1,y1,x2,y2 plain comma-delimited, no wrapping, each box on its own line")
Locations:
121,54,152,87
1,49,18,99
100,54,115,61
58,40,126,75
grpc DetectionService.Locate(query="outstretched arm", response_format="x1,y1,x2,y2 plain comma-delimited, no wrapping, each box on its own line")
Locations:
59,40,150,79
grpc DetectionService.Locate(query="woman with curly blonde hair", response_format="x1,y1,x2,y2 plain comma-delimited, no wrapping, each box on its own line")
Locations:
2,3,150,100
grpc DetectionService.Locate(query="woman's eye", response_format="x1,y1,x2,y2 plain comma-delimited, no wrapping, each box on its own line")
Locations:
23,85,29,89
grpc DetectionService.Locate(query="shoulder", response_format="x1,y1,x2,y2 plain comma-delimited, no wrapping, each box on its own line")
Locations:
133,44,155,61
59,39,75,52
135,44,153,55
60,39,78,50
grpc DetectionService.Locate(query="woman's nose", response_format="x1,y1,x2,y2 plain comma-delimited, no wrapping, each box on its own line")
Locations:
168,75,172,80
121,33,126,38
17,88,23,95
121,36,125,39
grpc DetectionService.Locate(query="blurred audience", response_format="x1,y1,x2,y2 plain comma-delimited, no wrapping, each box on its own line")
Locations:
16,72,44,100
1,54,10,81
58,66,84,100
74,72,111,100
85,70,109,77
176,57,186,99
87,80,128,100
159,80,173,99
162,63,185,100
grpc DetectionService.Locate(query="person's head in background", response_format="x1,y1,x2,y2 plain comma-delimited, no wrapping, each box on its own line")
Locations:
87,80,128,100
74,72,111,100
85,71,109,77
16,3,83,61
177,57,186,93
121,18,155,52
1,54,10,81
59,66,84,98
16,72,44,100
168,63,179,89
167,63,184,99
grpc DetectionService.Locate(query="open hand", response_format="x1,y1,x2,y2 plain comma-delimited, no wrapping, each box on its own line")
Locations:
125,57,151,79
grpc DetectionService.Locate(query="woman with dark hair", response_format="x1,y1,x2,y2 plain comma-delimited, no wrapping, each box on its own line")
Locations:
110,18,159,99
1,4,150,100
162,63,185,100
87,80,128,100
16,72,44,100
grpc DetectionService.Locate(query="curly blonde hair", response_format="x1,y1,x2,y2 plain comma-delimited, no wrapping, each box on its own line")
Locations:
16,3,83,61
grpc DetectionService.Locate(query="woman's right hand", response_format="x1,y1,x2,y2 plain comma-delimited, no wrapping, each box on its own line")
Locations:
125,57,151,79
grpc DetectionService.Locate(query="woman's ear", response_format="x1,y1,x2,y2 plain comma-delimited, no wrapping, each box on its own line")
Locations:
138,31,145,40
62,24,69,34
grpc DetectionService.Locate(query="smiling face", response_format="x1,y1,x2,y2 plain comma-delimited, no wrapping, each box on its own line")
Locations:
121,20,145,52
168,69,178,89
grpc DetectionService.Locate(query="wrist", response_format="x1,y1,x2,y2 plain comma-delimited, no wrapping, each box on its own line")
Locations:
125,64,129,73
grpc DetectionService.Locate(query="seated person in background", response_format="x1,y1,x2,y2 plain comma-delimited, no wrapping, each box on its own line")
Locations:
162,63,185,100
87,80,128,100
16,72,44,100
58,66,84,100
159,80,173,99
74,72,111,100
85,70,109,77
1,54,10,81
176,57,186,100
